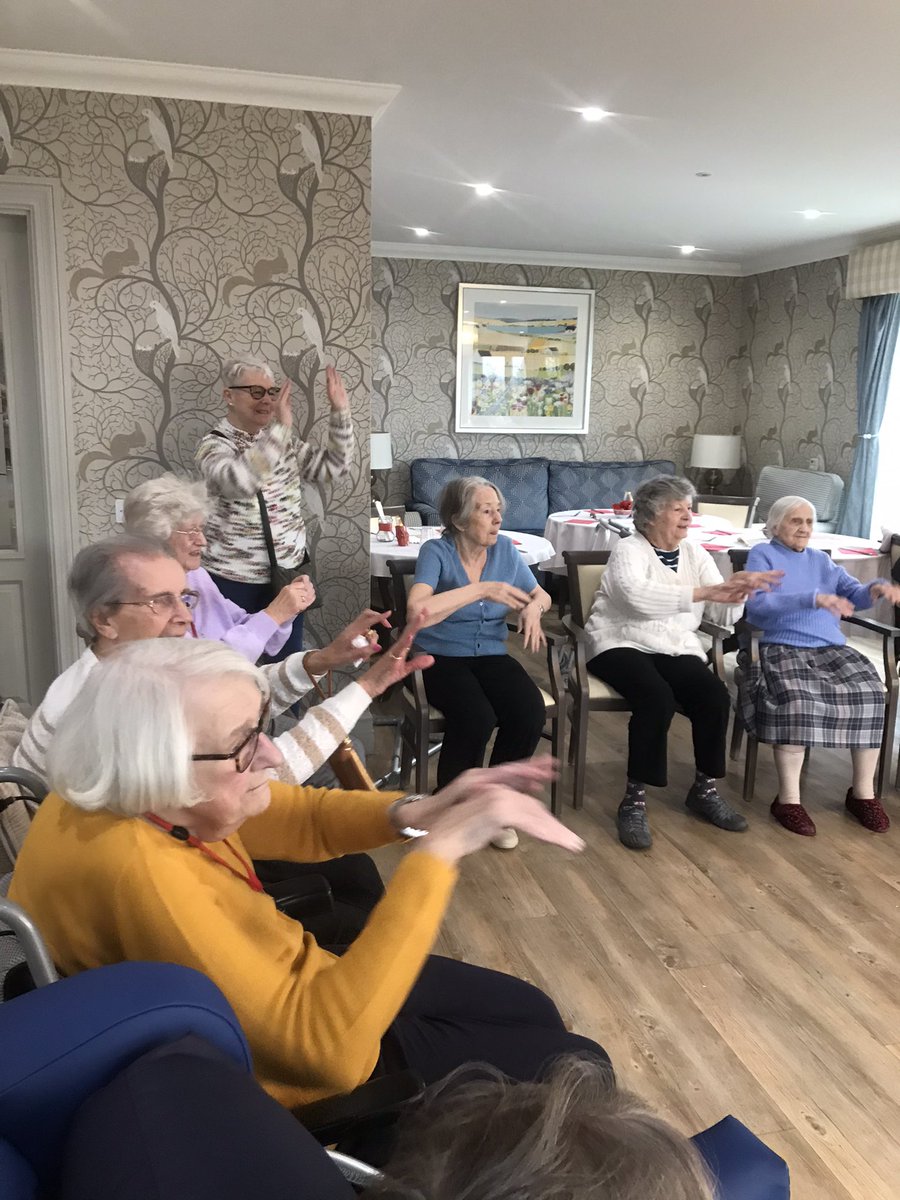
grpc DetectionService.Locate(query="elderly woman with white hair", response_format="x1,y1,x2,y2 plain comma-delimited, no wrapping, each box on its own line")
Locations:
125,473,315,660
583,475,782,850
741,495,900,836
195,357,354,660
10,637,610,1115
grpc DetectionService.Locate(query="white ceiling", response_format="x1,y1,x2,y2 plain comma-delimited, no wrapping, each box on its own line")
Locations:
3,0,900,273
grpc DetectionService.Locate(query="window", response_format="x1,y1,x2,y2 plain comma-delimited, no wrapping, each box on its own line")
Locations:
870,334,900,540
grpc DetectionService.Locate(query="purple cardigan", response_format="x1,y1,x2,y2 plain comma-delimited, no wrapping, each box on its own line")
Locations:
186,567,291,661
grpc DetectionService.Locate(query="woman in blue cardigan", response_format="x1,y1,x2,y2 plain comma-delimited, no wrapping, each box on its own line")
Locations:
742,495,900,836
408,477,551,849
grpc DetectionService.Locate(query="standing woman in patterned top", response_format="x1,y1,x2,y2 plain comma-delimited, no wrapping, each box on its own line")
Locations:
196,358,355,660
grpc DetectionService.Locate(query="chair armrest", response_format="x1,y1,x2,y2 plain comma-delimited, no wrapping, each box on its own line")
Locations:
294,1068,425,1145
842,613,900,639
842,614,899,685
560,613,590,646
266,875,334,920
698,618,732,641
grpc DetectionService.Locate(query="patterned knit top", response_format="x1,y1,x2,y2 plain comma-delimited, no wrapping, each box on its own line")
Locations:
196,409,354,583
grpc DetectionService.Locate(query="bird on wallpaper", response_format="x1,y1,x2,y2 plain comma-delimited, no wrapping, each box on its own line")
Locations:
297,303,325,366
142,107,175,172
294,120,322,182
148,299,187,362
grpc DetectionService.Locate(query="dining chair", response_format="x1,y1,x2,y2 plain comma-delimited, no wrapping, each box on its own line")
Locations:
562,550,731,809
385,557,567,813
693,494,759,528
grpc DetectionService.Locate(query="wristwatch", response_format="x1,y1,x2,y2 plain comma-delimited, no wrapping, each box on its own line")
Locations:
389,793,429,839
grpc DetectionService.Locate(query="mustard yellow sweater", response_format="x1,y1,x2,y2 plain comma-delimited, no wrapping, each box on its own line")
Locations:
10,783,458,1109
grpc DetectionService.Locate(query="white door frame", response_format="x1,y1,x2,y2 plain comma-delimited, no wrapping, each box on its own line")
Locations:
0,177,79,670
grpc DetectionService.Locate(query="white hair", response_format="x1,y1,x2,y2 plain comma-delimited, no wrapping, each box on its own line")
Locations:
765,494,816,539
124,473,209,543
69,536,177,644
632,475,694,535
221,357,274,388
47,639,268,817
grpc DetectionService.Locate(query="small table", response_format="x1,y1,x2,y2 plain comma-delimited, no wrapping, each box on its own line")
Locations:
369,530,556,578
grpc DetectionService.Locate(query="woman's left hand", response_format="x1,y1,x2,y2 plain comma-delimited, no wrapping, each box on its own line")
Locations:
395,757,558,831
325,365,349,411
871,581,900,604
517,598,547,652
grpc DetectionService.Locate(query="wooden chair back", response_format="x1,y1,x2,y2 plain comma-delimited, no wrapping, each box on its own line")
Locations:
385,557,416,628
563,551,611,631
694,495,759,528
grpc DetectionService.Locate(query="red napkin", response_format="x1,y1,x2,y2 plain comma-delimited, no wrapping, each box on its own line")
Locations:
512,540,522,546
589,508,614,514
839,546,879,556
567,518,597,525
701,543,727,552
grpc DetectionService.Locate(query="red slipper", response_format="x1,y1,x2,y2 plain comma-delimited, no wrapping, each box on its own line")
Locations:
770,798,816,836
845,788,890,832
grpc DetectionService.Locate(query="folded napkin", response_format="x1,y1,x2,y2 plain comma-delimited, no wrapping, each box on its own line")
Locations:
701,543,728,552
589,508,614,514
839,546,880,556
567,518,597,525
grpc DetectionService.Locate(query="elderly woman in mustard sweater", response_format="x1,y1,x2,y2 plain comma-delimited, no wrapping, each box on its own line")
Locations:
10,636,608,1112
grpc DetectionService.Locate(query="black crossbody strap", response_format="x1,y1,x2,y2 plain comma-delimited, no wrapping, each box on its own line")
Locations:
256,489,279,577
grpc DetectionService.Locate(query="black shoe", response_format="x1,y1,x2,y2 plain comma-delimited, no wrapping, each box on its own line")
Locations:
685,782,748,832
617,801,652,850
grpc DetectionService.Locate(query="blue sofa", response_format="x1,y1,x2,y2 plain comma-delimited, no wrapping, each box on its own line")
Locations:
408,457,678,535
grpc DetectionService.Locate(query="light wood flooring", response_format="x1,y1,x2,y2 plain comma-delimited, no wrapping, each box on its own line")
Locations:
368,637,900,1200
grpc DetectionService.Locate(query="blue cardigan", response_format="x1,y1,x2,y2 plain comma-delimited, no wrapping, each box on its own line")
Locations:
413,534,537,657
745,540,885,648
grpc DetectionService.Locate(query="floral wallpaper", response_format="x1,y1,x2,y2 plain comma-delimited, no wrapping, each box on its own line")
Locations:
373,256,861,505
372,258,746,503
0,86,372,642
740,257,859,483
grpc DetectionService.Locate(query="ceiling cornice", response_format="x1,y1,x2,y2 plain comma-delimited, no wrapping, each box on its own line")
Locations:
0,47,400,120
373,241,743,277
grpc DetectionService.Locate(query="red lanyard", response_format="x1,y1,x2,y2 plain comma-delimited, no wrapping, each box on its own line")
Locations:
190,622,199,638
145,814,264,892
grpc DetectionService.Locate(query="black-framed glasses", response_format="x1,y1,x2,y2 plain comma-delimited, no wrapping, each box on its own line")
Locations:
227,385,280,401
114,590,200,614
192,700,271,773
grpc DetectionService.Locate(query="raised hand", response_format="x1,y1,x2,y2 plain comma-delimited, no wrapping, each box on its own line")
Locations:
816,593,855,618
304,609,393,676
358,610,434,698
325,365,349,411
274,378,293,429
870,581,900,605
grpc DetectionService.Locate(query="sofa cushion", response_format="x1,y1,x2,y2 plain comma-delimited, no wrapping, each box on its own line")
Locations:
548,459,677,512
409,458,550,533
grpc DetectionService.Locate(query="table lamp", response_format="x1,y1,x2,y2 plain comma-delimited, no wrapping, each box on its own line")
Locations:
690,434,741,494
370,432,393,504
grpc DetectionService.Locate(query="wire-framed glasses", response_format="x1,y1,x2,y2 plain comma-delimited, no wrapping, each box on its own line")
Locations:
191,700,271,773
114,590,200,614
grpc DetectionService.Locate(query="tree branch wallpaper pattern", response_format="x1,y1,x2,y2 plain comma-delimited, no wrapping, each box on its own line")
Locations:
0,86,372,642
372,256,860,504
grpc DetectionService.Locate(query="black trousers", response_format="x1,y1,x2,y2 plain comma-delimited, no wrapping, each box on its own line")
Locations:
423,653,547,787
254,854,385,945
384,955,610,1084
586,648,730,788
58,1036,355,1200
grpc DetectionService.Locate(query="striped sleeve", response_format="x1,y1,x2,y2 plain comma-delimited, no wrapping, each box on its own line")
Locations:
259,654,316,716
196,422,292,499
294,408,354,482
11,705,54,778
273,682,372,785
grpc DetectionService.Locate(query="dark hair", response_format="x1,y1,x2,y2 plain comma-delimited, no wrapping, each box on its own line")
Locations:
373,1057,714,1200
437,475,505,542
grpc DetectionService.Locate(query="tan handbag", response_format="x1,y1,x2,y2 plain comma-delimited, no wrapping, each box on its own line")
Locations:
312,674,376,791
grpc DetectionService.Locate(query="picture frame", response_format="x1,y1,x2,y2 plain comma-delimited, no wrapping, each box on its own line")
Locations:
455,283,594,435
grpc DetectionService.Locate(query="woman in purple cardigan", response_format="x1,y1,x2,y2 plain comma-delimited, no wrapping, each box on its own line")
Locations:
742,495,900,836
125,474,314,660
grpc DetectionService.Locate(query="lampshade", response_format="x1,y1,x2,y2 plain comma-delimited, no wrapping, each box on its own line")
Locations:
690,434,741,471
370,432,393,471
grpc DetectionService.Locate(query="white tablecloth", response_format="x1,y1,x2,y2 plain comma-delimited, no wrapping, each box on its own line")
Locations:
369,530,556,578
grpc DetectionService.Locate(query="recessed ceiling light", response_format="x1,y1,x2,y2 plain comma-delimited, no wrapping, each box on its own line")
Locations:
472,182,496,197
412,227,432,237
799,208,824,220
679,245,697,255
580,107,610,122
499,300,507,304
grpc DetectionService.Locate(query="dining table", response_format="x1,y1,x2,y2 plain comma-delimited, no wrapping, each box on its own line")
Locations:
369,528,556,578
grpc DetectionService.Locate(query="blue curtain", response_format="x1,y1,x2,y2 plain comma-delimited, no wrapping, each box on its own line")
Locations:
839,293,900,537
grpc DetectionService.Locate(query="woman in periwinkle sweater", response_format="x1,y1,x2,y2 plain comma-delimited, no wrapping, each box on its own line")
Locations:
742,495,900,836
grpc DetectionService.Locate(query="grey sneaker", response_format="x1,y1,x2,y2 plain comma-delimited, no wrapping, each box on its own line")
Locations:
685,782,748,831
617,801,652,850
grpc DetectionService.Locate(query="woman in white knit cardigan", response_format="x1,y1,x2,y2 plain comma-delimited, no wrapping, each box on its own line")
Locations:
583,476,782,850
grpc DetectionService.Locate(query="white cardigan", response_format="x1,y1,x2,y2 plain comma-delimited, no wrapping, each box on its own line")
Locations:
583,533,743,660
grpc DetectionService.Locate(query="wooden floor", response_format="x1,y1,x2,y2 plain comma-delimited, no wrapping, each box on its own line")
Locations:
369,638,900,1200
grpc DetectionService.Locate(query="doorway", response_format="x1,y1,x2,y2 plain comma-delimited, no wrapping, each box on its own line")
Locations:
0,213,58,704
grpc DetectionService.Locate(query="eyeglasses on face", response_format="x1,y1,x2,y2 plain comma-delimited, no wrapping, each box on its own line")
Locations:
114,589,200,615
227,385,280,401
174,527,206,542
192,699,271,773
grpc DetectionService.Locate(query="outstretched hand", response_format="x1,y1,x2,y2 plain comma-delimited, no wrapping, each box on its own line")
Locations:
816,593,855,618
325,365,349,411
359,610,434,698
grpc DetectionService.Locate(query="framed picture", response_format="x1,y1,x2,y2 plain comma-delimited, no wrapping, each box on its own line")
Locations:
455,283,594,434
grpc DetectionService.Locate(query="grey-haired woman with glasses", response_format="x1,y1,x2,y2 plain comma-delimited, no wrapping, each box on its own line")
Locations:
195,357,355,660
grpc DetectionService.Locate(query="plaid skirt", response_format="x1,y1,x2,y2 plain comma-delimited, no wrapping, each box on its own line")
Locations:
738,643,884,748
